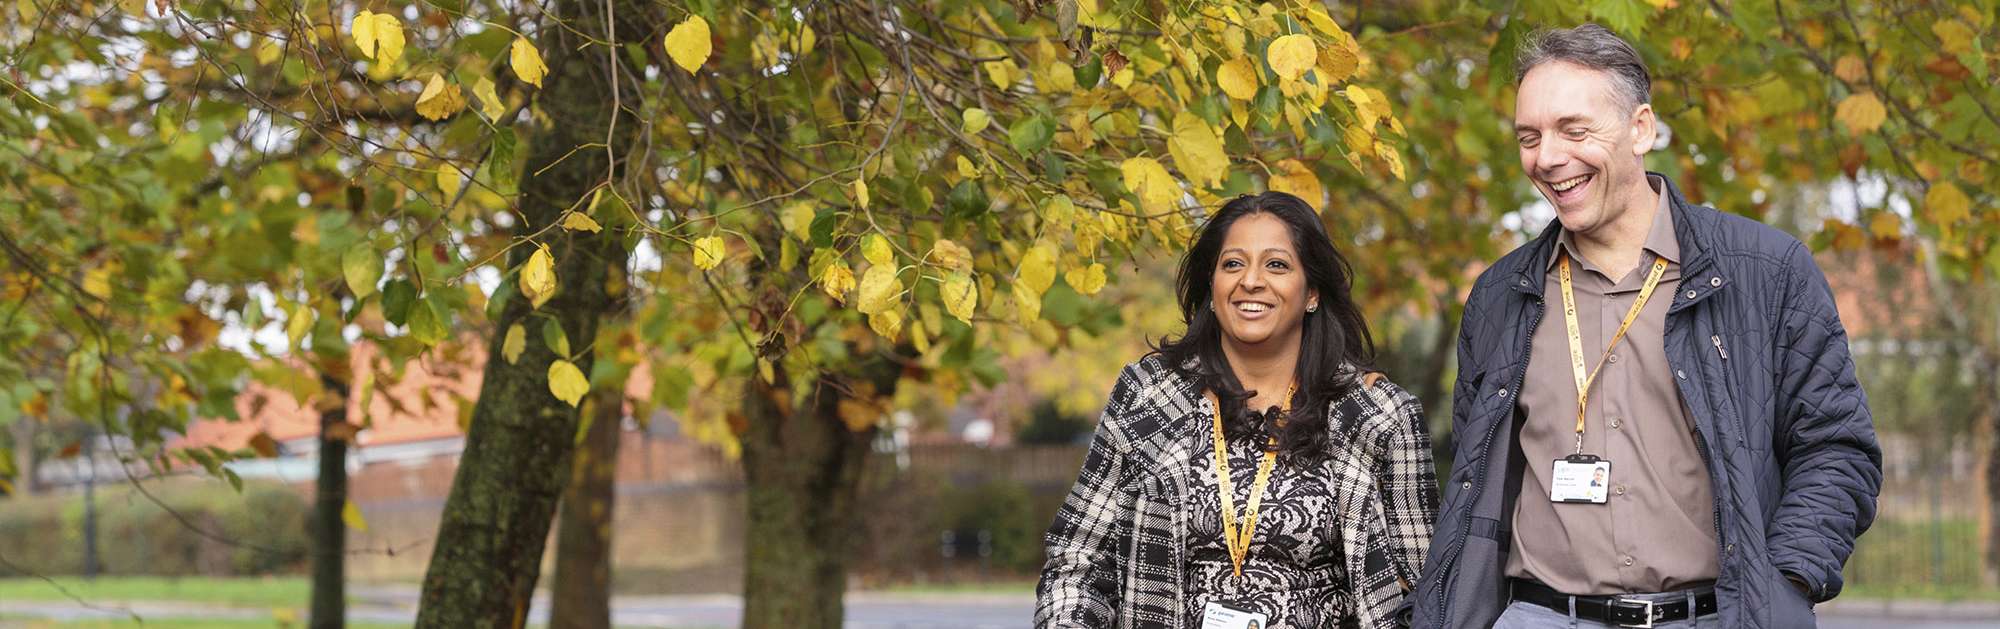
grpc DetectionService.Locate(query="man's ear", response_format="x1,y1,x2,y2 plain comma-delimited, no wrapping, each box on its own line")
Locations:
1630,102,1658,157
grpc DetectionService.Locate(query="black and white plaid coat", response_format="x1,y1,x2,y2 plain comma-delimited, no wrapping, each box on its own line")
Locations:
1036,355,1438,629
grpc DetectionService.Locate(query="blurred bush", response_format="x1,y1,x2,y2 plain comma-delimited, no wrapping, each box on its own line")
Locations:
0,478,308,577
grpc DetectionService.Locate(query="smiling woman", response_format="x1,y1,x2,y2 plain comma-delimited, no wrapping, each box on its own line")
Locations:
1035,192,1439,629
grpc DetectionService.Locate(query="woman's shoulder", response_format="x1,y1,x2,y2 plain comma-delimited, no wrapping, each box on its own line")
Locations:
1096,353,1205,447
1325,370,1425,438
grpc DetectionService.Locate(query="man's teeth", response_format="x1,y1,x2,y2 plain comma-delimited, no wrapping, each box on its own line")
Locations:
1551,175,1589,192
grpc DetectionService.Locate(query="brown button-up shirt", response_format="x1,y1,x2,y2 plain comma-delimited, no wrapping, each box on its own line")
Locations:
1506,175,1721,595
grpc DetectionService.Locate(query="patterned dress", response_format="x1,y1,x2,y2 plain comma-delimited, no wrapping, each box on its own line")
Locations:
1183,396,1352,628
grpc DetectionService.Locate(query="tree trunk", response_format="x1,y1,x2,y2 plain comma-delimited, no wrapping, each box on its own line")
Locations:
311,371,352,629
550,385,623,629
738,362,893,629
10,420,35,495
413,1,646,625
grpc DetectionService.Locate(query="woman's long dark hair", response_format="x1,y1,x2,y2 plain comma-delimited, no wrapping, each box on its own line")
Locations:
1153,191,1377,461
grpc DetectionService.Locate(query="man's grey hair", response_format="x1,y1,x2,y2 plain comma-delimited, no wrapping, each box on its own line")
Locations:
1515,23,1652,110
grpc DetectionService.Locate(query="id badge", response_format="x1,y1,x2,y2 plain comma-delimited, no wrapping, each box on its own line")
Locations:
1200,601,1270,629
1549,454,1611,504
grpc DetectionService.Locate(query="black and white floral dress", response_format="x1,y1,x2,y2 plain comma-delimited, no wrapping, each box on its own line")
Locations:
1183,398,1351,629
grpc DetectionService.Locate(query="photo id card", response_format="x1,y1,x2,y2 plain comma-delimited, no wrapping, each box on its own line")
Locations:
1200,601,1270,629
1549,454,1612,504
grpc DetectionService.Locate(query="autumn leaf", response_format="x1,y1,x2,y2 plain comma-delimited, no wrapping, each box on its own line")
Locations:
436,164,461,199
665,15,713,74
1266,34,1317,81
1868,210,1902,237
861,233,894,266
1269,158,1325,205
927,239,972,271
1012,281,1042,323
547,359,589,407
1121,156,1181,213
286,303,314,350
1926,181,1972,225
502,323,526,364
853,178,870,208
1167,113,1229,188
249,432,280,458
349,10,404,67
472,77,505,120
868,309,903,340
1834,92,1887,135
962,107,991,134
1065,262,1107,295
819,259,856,302
1018,244,1057,294
1216,56,1260,100
341,244,382,298
520,244,558,309
415,74,466,121
342,500,369,532
837,398,881,431
510,38,549,88
856,264,902,314
941,272,977,323
781,203,815,240
561,211,602,233
692,235,725,270
1834,55,1869,83
1934,19,1977,57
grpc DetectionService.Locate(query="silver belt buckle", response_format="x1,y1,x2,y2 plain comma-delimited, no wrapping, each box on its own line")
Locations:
1616,599,1657,628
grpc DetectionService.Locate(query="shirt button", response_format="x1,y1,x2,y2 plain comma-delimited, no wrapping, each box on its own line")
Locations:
1614,485,1627,496
1623,556,1635,567
1609,418,1621,429
1710,277,1722,287
1608,354,1619,364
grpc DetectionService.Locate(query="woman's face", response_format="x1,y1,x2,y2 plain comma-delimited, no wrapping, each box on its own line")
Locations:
1209,212,1317,350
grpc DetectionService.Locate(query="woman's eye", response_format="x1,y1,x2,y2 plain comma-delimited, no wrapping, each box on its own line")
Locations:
1221,259,1243,269
1266,260,1289,270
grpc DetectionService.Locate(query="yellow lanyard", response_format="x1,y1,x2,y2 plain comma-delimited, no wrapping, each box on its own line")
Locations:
1559,252,1669,455
1206,382,1294,579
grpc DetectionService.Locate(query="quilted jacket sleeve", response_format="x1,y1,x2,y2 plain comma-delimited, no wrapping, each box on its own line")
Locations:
1766,241,1884,602
1035,366,1141,628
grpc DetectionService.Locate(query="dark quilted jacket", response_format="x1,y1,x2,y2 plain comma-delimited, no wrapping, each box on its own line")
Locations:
1412,174,1883,629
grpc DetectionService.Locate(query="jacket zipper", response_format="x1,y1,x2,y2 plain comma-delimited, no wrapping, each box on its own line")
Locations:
1681,333,1728,598
1434,296,1543,622
1712,335,1729,360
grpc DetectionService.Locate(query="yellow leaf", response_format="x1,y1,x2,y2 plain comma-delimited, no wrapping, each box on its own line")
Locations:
665,15,714,74
861,234,894,266
796,24,818,56
1065,262,1107,296
1345,85,1382,129
956,154,980,179
984,58,1017,89
255,38,283,65
1018,244,1058,294
927,239,973,271
520,245,558,309
1317,39,1360,86
561,211,602,233
1926,181,1972,225
1216,57,1260,100
1375,141,1406,181
349,11,404,67
472,77,505,120
1934,19,1977,57
1269,159,1324,206
837,398,881,431
1834,93,1887,135
1121,157,1181,213
287,303,314,350
819,259,856,302
1230,100,1251,130
781,203,815,240
1301,6,1346,38
502,323,526,365
962,108,991,134
415,74,466,121
692,235,725,270
856,264,902,314
1167,113,1230,188
941,272,977,323
1867,211,1902,236
436,164,461,198
82,266,112,299
1266,34,1317,81
910,318,930,354
853,178,869,208
868,309,903,341
342,500,368,532
1834,55,1869,83
547,359,589,407
1012,281,1042,323
510,38,549,88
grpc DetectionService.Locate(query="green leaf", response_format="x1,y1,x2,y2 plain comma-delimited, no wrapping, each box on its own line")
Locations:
342,244,382,298
1008,114,1055,154
1588,0,1648,38
407,297,449,346
380,280,416,328
542,319,571,358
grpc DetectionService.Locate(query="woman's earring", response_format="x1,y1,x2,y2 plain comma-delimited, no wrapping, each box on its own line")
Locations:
1307,302,1318,313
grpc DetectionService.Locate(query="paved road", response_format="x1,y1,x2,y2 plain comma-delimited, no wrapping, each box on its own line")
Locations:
5,594,1996,628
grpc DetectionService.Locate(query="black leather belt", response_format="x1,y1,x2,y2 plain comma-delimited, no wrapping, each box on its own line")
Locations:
1511,579,1718,628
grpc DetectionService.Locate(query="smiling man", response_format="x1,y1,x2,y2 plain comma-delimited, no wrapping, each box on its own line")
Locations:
1412,24,1882,628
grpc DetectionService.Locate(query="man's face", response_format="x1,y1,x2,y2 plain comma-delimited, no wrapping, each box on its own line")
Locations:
1515,61,1657,237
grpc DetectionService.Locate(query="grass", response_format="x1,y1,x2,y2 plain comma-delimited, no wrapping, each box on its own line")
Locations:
1845,518,1997,597
0,576,310,608
0,616,406,629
